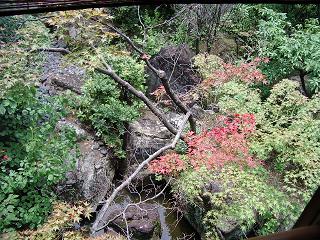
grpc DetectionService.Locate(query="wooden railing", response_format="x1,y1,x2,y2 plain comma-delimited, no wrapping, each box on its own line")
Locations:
0,0,312,16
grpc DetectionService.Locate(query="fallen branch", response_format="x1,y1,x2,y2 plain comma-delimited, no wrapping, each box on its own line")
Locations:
104,23,197,133
90,111,191,235
30,47,71,54
96,64,181,138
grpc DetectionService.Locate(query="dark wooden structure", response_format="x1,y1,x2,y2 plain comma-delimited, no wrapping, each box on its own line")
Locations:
0,0,312,16
249,187,320,240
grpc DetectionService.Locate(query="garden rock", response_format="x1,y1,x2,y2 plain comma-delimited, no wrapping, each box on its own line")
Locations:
146,44,201,95
56,118,115,206
102,203,160,239
126,109,183,168
42,51,85,94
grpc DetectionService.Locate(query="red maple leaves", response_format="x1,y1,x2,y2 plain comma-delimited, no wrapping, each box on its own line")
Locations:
201,57,269,90
149,113,258,175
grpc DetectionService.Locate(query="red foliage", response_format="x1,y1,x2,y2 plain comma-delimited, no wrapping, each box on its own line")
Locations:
149,113,258,175
150,85,173,106
201,58,268,90
149,152,186,176
150,85,166,100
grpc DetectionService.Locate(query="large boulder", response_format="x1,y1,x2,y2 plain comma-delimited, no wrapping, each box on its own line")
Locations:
42,51,85,94
126,109,183,167
146,44,201,95
56,117,115,206
100,203,161,239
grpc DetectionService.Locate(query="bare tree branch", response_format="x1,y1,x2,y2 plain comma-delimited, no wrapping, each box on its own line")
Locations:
91,111,191,235
104,23,197,133
100,179,172,233
30,47,71,54
95,65,182,139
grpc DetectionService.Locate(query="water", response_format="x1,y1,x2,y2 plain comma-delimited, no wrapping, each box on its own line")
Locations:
120,184,200,240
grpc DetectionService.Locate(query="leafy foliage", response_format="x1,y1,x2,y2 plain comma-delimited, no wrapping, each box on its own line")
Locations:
152,75,319,237
227,5,320,94
0,17,51,97
46,9,114,50
202,165,299,238
213,78,320,202
173,165,298,239
13,201,124,239
0,84,77,232
265,4,320,26
192,54,224,79
149,113,257,175
249,80,320,201
257,10,320,92
191,54,268,107
200,57,268,92
78,53,145,155
23,201,91,240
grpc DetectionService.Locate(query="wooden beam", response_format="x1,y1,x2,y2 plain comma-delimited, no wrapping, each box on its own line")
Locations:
0,0,315,17
294,187,320,228
248,226,320,240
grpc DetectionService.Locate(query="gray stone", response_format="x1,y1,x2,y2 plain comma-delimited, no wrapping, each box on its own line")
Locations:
92,142,100,150
41,51,86,94
100,147,108,155
56,118,115,206
126,109,183,168
102,203,160,239
77,139,115,205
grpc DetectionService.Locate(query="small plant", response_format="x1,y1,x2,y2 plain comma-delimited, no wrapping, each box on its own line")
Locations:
200,57,268,91
24,201,92,240
193,54,224,79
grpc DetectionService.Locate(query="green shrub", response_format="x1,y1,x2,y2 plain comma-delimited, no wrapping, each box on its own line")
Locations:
0,84,77,232
78,53,145,156
173,164,298,239
192,54,224,79
202,165,299,239
214,81,264,123
170,78,319,238
250,80,320,201
214,79,320,201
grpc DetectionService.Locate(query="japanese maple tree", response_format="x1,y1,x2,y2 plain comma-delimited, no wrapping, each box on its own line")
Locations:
200,57,269,91
149,113,258,175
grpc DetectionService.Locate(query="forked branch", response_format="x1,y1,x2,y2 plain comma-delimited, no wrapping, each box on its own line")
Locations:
104,23,197,133
90,111,191,235
96,65,182,138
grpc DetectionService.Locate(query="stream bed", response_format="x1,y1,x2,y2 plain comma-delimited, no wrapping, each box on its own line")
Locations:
117,188,201,240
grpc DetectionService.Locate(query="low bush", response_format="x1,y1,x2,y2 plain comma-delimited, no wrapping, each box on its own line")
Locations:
77,53,145,156
0,84,77,232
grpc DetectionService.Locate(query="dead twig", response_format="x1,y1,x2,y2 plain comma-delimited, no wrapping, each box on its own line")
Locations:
31,47,71,55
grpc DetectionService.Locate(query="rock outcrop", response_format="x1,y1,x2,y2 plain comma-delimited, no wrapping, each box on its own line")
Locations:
41,51,85,94
56,117,115,206
146,44,201,95
100,202,161,239
126,109,183,169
